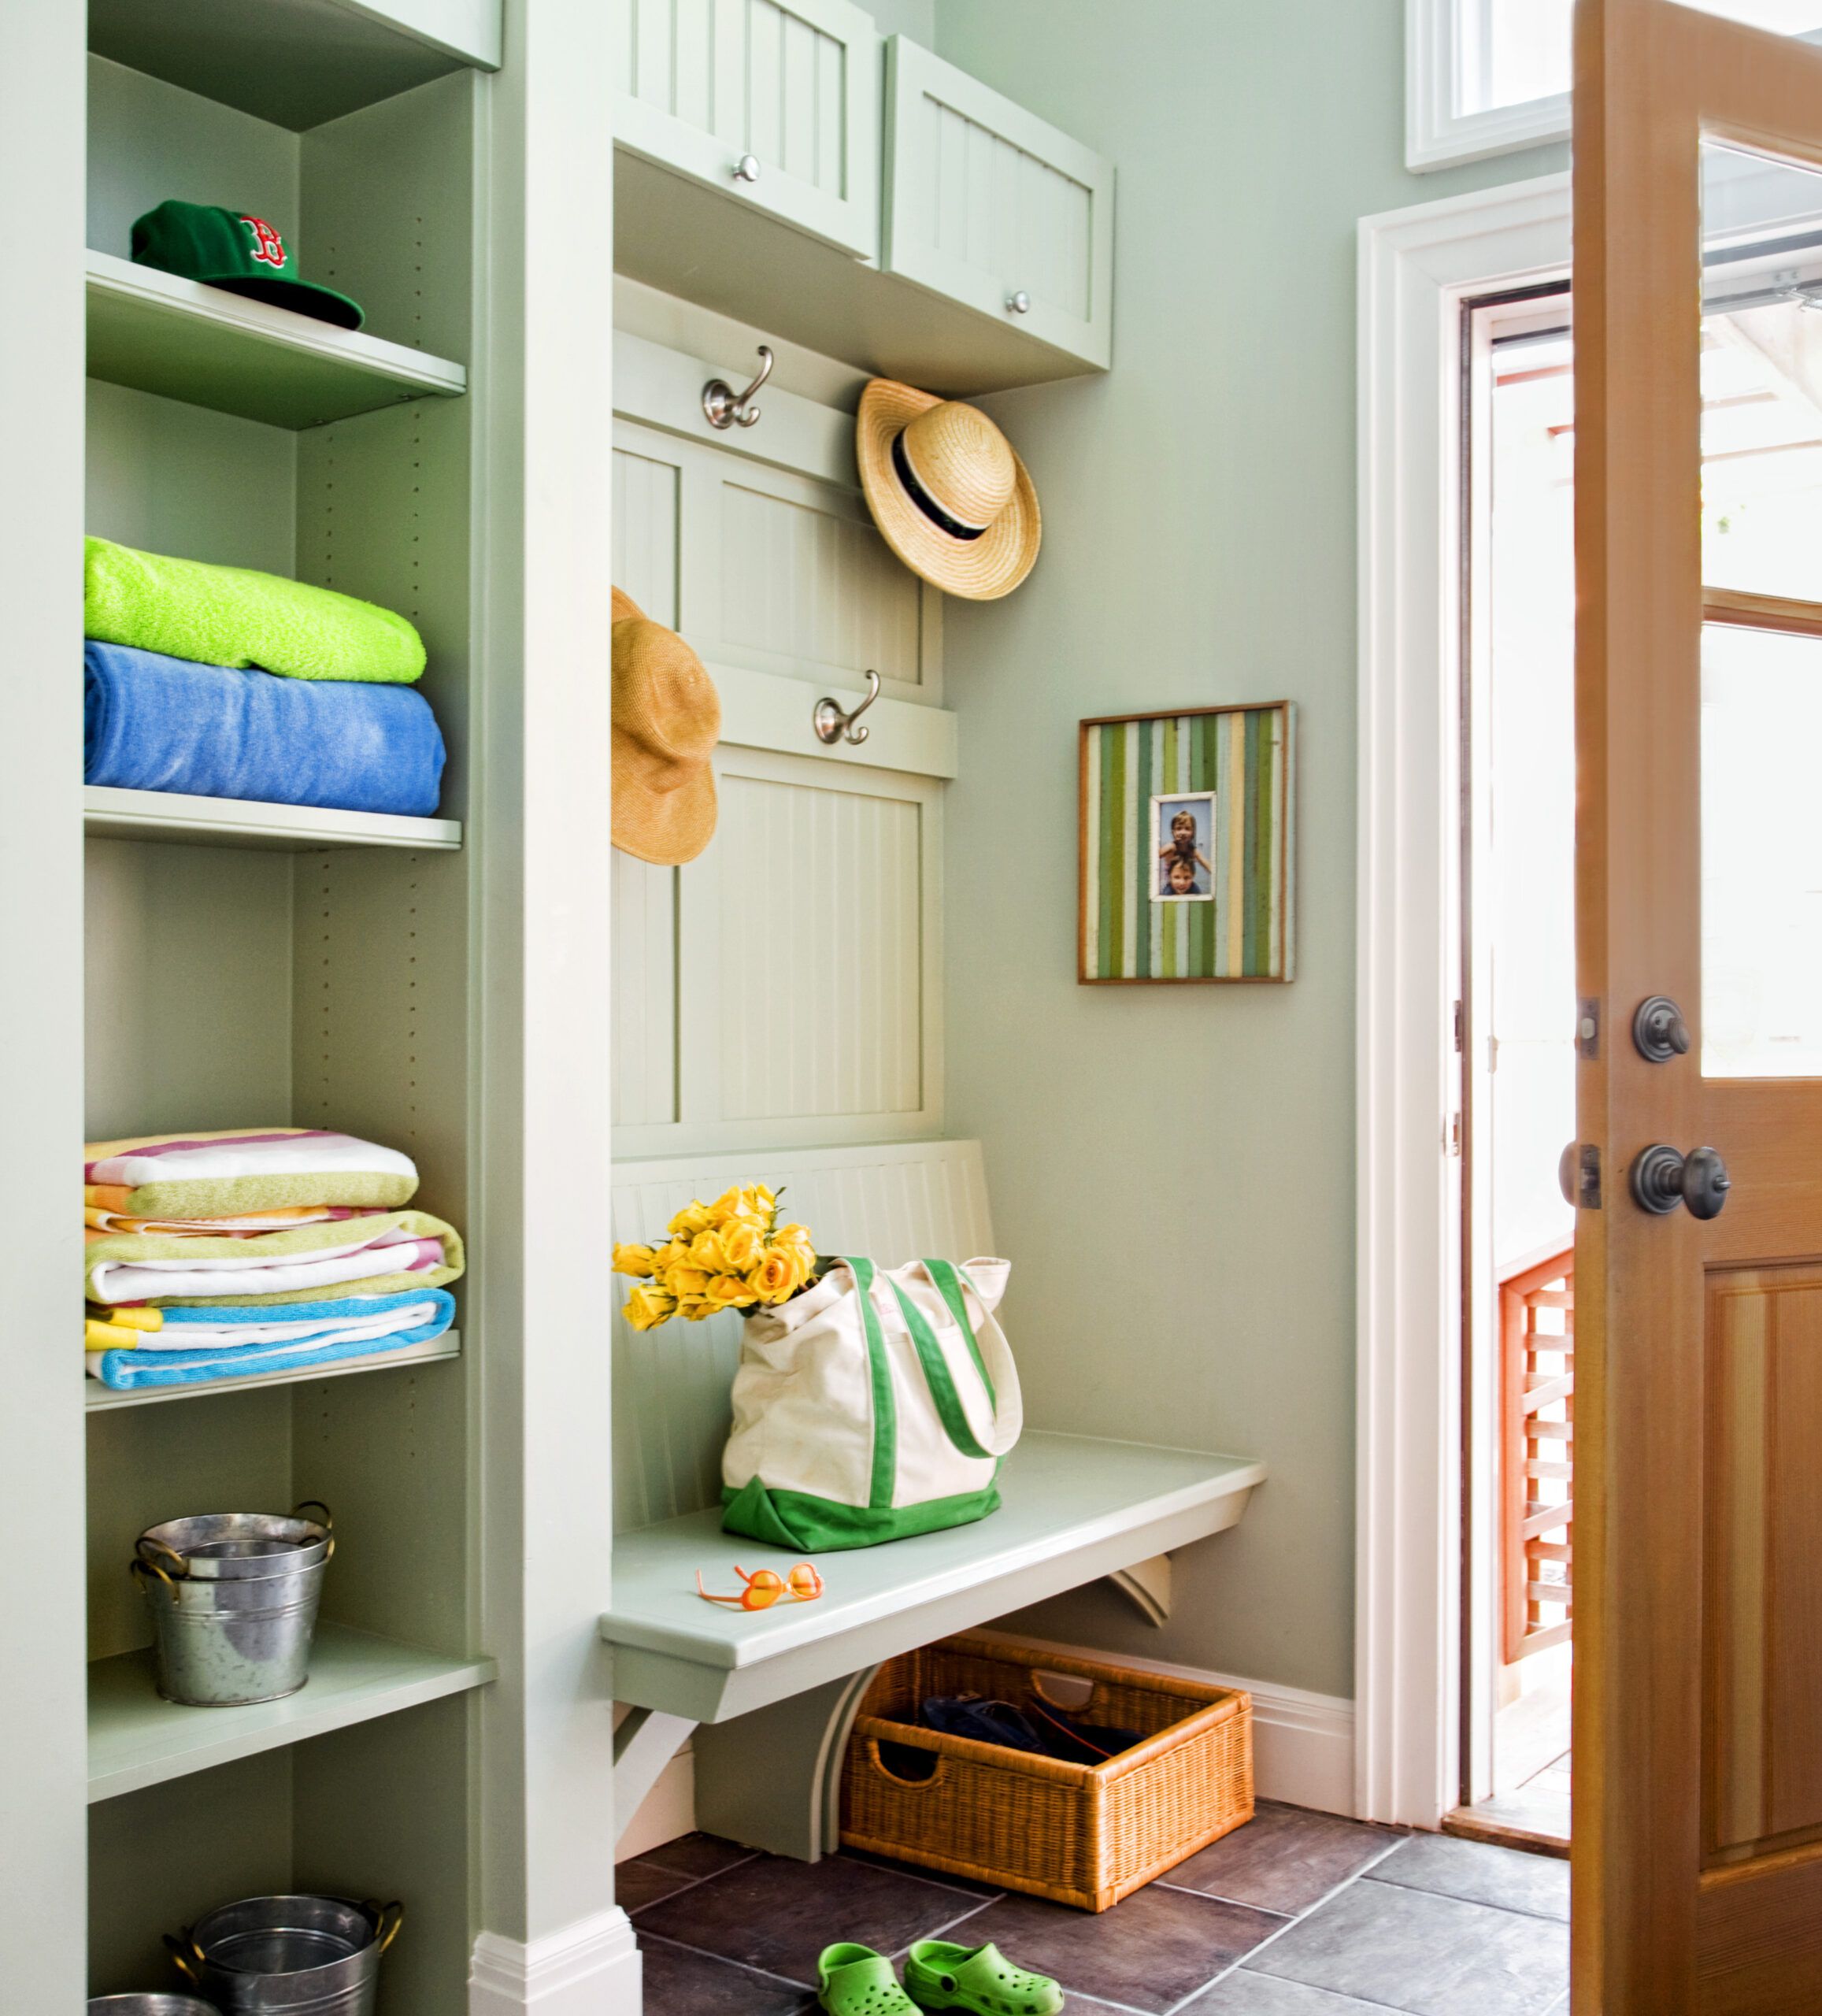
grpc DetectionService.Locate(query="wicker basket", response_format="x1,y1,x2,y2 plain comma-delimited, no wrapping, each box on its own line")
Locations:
840,1633,1253,1911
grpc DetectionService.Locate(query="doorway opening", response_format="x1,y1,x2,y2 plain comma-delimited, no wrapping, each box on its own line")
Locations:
1454,285,1577,1855
1452,207,1822,1857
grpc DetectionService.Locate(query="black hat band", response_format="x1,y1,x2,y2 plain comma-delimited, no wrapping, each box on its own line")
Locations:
891,430,989,542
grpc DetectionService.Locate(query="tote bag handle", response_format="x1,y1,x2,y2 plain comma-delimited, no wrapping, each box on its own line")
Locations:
883,1259,1023,1461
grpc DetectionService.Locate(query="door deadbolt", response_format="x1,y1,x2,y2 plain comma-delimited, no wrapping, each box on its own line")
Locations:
1630,1143,1731,1220
1633,996,1691,1063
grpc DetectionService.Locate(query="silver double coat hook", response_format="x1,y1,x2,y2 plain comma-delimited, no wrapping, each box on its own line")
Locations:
702,345,773,430
813,670,881,747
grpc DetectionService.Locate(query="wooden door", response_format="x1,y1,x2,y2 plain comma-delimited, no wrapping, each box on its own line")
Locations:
1574,3,1822,2010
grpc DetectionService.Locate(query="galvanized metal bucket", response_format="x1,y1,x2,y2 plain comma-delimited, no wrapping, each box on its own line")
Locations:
89,1998,224,2015
132,1504,332,1707
168,1896,401,2016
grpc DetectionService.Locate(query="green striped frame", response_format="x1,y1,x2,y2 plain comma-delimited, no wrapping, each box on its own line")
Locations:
1078,702,1296,983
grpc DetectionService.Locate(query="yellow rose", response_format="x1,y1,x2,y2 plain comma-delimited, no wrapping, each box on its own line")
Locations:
743,1183,778,1221
707,1185,751,1225
751,1244,809,1304
707,1273,758,1310
664,1266,711,1299
668,1201,713,1238
680,1298,714,1322
719,1221,763,1271
772,1222,817,1266
612,1242,658,1278
687,1228,729,1272
622,1284,676,1332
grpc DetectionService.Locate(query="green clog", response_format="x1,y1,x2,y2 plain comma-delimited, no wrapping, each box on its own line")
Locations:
904,1940,1065,2016
817,1943,922,2016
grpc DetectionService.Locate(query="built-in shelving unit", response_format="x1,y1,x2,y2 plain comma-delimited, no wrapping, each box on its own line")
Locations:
84,1331,464,1411
87,1622,496,1803
87,251,468,429
65,9,494,2007
83,786,462,852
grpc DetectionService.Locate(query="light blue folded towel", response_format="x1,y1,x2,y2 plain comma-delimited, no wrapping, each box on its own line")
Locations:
85,640,446,817
87,1289,455,1390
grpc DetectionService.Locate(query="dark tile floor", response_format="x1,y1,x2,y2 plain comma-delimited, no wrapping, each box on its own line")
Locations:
622,1803,1569,2016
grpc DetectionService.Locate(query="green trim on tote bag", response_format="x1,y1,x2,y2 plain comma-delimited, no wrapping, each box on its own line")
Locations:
887,1277,992,1461
926,1258,996,1408
720,1475,1003,1552
845,1256,897,1510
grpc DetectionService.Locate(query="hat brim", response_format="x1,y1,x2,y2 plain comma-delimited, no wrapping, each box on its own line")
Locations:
856,380,1041,601
611,727,718,866
205,274,365,332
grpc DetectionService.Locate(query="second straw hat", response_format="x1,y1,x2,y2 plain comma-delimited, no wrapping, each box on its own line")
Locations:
612,588,721,865
856,380,1040,600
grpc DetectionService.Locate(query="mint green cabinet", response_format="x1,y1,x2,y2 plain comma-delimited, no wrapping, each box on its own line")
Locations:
614,0,881,261
883,36,1114,372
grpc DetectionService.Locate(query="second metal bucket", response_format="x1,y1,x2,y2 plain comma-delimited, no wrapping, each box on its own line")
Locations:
132,1505,332,1707
168,1896,401,2016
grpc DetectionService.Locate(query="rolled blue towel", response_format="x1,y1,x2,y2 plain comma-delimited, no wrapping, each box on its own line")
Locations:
87,1288,456,1391
85,640,446,817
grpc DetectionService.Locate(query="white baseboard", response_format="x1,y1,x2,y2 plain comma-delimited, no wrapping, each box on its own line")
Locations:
615,1743,696,1863
470,1907,642,2015
987,1632,1358,1818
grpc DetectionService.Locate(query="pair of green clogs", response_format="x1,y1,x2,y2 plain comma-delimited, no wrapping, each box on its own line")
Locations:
817,1939,1064,2016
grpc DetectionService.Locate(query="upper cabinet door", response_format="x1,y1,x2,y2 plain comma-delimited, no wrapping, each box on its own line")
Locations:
614,0,882,261
882,37,1113,371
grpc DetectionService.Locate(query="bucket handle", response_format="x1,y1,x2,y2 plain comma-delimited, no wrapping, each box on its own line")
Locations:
132,1540,187,1599
163,1929,207,1983
363,1898,405,1955
294,1499,336,1563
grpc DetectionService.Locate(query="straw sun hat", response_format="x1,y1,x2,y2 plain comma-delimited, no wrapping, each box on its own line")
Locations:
611,587,721,865
856,380,1041,600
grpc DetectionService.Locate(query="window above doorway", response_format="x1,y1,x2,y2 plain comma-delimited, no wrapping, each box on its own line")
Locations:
1407,0,1822,172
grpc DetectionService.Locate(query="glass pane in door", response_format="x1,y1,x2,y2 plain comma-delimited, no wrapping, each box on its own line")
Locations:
1702,141,1822,1076
1702,621,1822,1077
1702,146,1822,602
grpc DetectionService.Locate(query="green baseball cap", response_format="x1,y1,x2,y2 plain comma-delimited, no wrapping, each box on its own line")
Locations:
130,201,365,332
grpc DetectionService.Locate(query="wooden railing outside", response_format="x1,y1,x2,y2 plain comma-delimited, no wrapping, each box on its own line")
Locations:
1502,1245,1575,1663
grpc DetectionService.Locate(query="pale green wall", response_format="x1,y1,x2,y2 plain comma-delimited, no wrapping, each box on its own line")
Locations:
931,0,1565,1700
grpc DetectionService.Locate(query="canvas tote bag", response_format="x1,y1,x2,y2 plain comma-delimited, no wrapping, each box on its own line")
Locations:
721,1256,1022,1551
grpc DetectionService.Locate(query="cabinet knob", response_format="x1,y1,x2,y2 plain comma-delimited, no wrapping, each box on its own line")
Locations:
1005,289,1031,314
733,154,762,184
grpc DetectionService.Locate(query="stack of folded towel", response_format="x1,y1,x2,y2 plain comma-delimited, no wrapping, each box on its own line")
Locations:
84,1127,464,1391
83,536,447,817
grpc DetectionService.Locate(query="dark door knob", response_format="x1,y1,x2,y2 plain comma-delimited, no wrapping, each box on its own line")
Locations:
1633,996,1691,1062
1630,1143,1731,1219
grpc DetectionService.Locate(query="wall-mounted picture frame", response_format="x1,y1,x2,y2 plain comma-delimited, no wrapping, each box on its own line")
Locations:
1079,701,1297,984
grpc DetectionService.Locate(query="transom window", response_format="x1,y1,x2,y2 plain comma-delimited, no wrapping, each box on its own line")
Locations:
1409,0,1822,172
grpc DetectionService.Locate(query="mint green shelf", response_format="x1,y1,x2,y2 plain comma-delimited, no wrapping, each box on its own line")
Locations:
88,1622,495,1803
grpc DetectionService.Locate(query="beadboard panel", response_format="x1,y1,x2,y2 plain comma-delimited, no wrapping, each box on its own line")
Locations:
614,414,940,706
913,96,1093,325
613,443,682,626
717,772,923,1121
613,746,942,1157
613,850,680,1128
720,473,924,687
610,1139,995,1529
882,36,1113,371
613,0,880,260
745,0,851,200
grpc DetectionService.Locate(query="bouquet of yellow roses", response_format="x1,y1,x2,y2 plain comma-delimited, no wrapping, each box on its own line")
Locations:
612,1184,820,1332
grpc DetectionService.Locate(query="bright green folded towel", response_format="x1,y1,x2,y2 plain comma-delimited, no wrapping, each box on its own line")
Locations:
84,536,425,684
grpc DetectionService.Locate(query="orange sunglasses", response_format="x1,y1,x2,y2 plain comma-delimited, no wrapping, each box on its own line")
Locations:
695,1562,825,1610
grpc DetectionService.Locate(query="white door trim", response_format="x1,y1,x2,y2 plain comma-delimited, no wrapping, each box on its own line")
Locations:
1354,171,1570,1829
